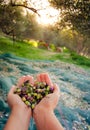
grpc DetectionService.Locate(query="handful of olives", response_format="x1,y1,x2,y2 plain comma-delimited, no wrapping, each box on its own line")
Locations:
14,80,54,109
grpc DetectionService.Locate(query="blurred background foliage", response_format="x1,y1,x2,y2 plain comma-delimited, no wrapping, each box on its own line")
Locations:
0,0,90,57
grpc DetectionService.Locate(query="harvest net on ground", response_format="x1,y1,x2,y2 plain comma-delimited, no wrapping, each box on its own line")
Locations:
0,53,90,130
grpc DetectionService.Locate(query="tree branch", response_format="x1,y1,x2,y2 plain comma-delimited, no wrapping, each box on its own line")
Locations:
10,1,40,16
1,27,13,35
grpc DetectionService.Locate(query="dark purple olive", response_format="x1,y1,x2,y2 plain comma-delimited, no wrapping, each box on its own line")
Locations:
50,87,54,93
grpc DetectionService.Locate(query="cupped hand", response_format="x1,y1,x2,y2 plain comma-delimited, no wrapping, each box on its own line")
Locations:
7,75,34,111
34,73,60,112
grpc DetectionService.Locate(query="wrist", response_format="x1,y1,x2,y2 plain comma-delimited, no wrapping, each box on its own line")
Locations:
33,106,54,120
4,105,31,130
12,105,31,120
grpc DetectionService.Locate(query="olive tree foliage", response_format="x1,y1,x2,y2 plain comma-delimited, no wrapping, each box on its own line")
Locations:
48,0,90,55
49,0,90,37
21,12,42,40
0,0,40,40
0,0,59,42
0,5,24,40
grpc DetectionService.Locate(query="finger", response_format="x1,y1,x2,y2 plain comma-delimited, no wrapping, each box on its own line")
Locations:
44,73,53,86
17,76,26,87
36,73,53,86
39,73,53,85
40,73,46,82
8,85,16,95
37,74,41,82
53,84,60,96
24,75,34,85
17,75,34,87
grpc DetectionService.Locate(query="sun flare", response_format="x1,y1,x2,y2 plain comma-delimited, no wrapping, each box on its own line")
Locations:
23,0,60,25
36,7,59,25
33,0,60,25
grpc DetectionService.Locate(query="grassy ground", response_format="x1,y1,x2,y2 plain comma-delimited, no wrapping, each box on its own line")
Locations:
0,36,90,68
0,36,55,60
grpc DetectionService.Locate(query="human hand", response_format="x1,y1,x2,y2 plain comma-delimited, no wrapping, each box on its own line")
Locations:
7,75,34,113
33,73,60,115
4,76,34,130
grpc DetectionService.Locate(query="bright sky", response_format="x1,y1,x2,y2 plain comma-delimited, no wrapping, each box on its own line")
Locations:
37,7,59,25
30,0,60,25
5,0,59,26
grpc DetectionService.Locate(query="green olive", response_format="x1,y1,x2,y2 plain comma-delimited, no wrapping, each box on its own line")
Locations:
22,97,26,102
27,93,31,96
25,101,31,106
31,104,35,109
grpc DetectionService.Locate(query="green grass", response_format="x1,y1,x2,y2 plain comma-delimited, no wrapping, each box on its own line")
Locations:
0,36,53,60
50,52,90,68
0,36,90,69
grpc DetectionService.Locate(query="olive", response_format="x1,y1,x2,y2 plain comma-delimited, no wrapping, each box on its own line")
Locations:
25,100,31,106
50,87,54,93
22,97,26,102
31,104,35,109
46,86,50,91
14,80,54,110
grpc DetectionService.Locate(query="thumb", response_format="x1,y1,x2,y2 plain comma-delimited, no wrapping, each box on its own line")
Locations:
8,85,16,94
53,84,60,96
